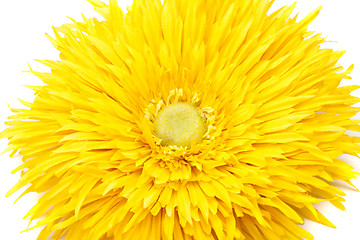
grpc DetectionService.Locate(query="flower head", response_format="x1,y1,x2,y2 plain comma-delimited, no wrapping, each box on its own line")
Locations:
2,0,360,239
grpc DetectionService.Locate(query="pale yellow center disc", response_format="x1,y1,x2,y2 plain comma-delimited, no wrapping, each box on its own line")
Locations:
153,102,207,148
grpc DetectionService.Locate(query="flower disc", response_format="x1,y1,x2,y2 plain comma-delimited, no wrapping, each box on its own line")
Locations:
153,102,207,147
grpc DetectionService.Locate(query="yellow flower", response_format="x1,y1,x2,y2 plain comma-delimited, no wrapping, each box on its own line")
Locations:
1,0,359,239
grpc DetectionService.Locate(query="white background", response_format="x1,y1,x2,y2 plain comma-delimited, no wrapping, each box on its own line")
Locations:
0,0,360,239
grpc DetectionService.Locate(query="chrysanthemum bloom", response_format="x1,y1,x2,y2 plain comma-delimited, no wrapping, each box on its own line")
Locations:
2,0,360,239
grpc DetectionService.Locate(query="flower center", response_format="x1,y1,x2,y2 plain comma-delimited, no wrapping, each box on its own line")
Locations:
153,102,207,148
